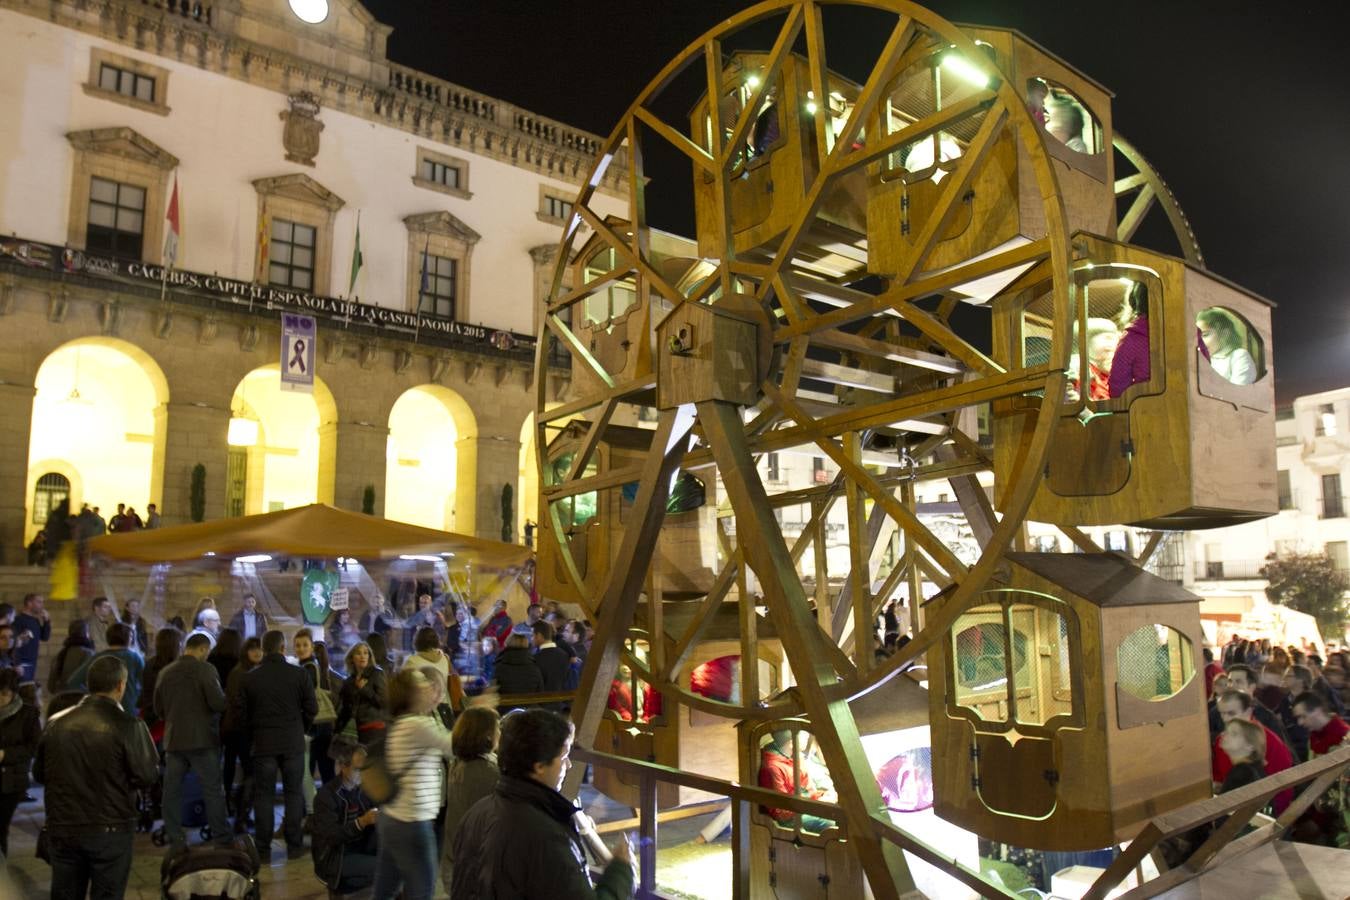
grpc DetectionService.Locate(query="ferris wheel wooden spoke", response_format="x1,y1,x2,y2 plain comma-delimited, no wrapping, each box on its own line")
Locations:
633,106,715,173
824,16,916,166
665,550,742,680
698,398,913,897
548,262,633,316
563,398,618,483
826,87,996,181
564,408,694,783
721,5,806,169
892,300,1004,376
1058,523,1104,554
899,101,1010,282
801,2,834,162
767,385,969,580
575,204,685,306
1114,132,1204,266
776,236,1051,340
544,314,615,389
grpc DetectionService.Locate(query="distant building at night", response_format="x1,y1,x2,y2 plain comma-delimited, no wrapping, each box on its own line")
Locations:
0,0,628,562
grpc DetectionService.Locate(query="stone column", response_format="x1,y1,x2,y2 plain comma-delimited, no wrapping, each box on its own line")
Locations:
0,383,36,565
160,402,231,527
458,434,521,542
330,421,389,515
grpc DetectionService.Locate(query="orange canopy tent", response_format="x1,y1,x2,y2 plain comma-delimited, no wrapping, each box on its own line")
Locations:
87,503,532,569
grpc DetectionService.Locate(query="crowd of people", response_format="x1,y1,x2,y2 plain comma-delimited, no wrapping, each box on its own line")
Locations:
27,500,160,567
0,587,647,900
1199,635,1350,847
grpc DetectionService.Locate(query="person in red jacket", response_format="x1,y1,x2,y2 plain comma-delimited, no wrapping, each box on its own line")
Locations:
1211,690,1293,814
758,730,834,832
1294,691,1349,755
479,601,513,653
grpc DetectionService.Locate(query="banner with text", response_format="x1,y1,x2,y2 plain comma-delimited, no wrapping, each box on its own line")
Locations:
281,313,317,393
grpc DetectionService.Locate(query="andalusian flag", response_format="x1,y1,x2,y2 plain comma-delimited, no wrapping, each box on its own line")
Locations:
162,174,181,268
349,211,364,295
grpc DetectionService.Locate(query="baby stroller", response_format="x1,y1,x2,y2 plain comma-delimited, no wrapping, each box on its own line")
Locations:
151,769,214,846
161,837,262,900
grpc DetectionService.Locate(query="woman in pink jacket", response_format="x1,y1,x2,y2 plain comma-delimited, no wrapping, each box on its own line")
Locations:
1108,281,1151,397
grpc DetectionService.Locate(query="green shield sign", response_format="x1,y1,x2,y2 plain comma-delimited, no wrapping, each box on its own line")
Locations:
301,569,340,624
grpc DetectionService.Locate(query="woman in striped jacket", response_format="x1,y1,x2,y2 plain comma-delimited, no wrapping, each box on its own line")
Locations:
370,667,454,900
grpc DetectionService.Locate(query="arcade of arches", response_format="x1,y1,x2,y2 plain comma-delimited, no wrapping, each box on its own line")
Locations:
0,298,541,564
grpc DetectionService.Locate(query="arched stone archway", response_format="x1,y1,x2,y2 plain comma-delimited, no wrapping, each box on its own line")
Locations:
227,365,338,515
24,337,170,544
384,384,477,533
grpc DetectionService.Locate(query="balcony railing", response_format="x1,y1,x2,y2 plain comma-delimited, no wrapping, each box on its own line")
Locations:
1193,559,1270,580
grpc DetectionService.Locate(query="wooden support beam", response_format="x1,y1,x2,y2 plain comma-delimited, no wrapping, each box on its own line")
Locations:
844,432,872,673
563,407,695,800
698,399,915,900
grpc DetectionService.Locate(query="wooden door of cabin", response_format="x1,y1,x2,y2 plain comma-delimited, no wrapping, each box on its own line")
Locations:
972,728,1058,819
1045,411,1132,497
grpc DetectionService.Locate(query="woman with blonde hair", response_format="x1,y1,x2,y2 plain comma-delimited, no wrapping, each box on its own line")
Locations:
1196,308,1256,385
336,641,388,745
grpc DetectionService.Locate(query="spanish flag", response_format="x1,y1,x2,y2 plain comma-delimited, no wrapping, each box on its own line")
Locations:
256,205,271,283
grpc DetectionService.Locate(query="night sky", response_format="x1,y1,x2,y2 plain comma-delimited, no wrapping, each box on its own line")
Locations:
362,0,1348,404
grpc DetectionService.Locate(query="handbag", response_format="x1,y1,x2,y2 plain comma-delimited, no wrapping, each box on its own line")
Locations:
361,732,416,805
313,688,338,726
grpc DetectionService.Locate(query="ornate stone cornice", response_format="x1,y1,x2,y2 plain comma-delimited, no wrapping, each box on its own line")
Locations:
252,172,345,210
4,0,627,196
66,126,179,169
403,211,482,246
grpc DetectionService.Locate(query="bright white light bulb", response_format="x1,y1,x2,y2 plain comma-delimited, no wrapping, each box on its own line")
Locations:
805,101,818,115
746,75,761,89
288,0,329,24
941,53,989,89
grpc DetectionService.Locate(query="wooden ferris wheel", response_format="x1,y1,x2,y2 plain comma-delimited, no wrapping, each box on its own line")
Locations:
532,2,1294,897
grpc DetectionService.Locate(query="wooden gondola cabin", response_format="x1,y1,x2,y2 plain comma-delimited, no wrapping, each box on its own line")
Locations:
537,422,720,608
927,552,1211,851
866,27,1115,300
740,674,936,898
689,51,870,277
592,631,786,810
992,234,1277,528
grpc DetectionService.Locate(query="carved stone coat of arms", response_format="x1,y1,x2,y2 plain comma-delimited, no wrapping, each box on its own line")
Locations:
280,91,324,166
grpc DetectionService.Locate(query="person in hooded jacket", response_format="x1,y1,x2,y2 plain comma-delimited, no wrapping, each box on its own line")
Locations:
0,668,40,857
494,632,543,707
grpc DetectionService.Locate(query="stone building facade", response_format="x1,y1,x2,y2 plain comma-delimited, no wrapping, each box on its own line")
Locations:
0,0,628,563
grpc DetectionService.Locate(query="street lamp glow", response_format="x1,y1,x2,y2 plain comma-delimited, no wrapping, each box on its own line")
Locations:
237,554,272,564
288,0,329,24
227,416,259,447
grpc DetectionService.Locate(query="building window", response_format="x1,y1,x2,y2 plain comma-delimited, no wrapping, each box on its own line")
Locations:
83,49,171,115
418,254,458,318
412,148,471,200
812,456,829,484
545,195,573,221
404,211,480,320
86,177,146,259
421,158,459,190
269,219,317,290
1322,473,1344,519
538,187,577,226
1329,542,1350,573
31,473,71,525
1278,469,1293,510
767,452,780,482
99,63,155,103
1317,403,1338,437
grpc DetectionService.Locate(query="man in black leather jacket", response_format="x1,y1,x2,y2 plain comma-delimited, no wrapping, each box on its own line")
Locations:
34,654,158,898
